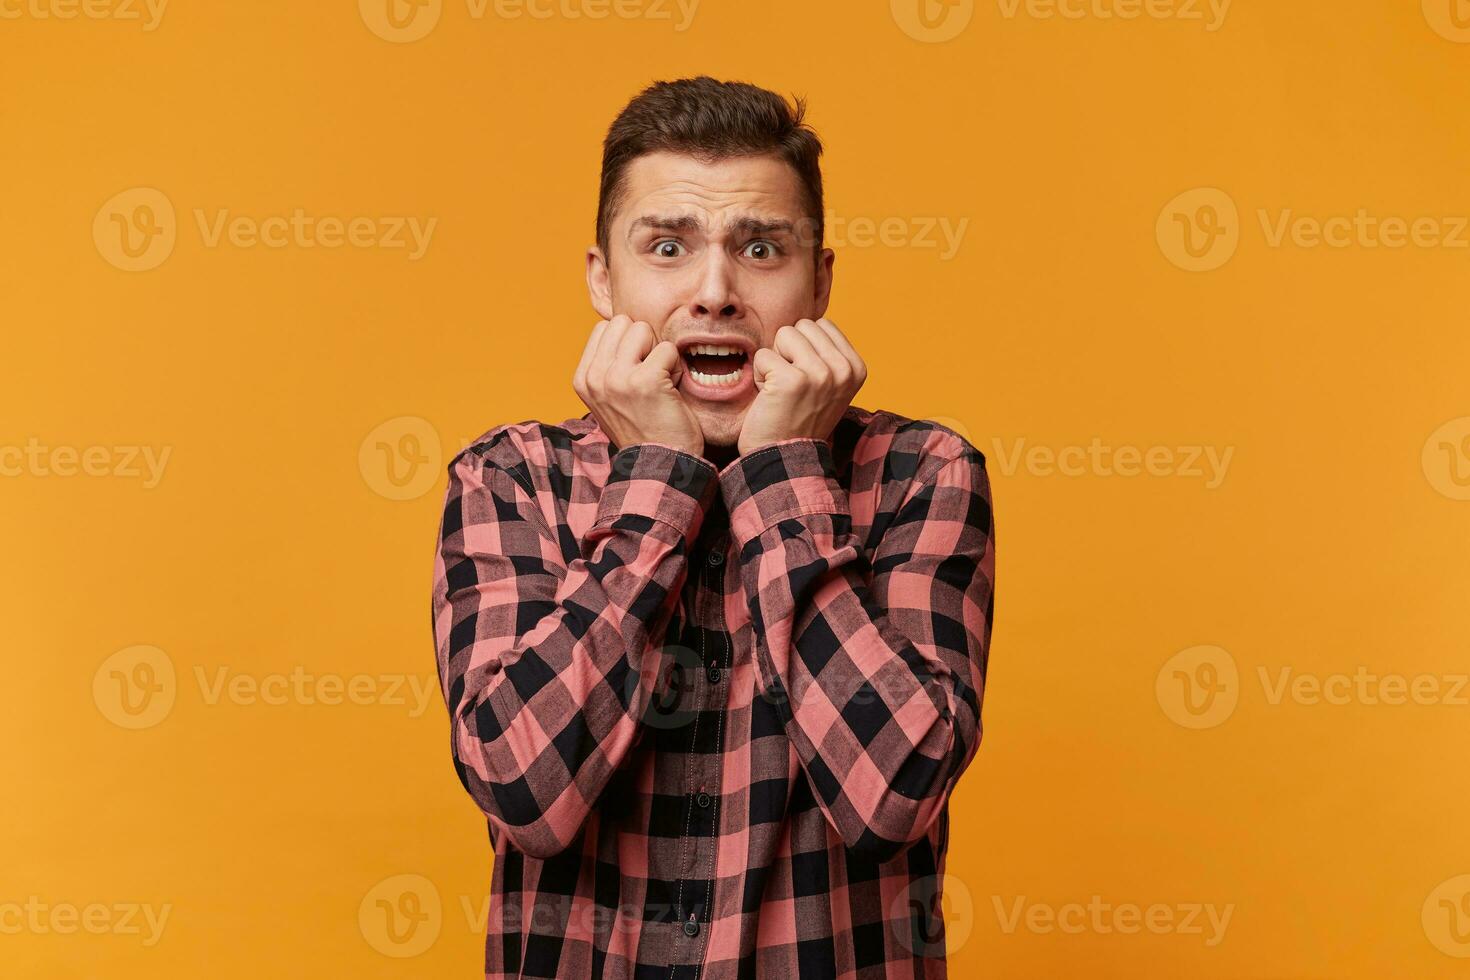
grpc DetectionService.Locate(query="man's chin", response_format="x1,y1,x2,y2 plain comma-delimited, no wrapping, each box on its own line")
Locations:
694,410,747,451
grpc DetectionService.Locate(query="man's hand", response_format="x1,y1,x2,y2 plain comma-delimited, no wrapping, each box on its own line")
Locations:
573,314,704,457
738,318,867,456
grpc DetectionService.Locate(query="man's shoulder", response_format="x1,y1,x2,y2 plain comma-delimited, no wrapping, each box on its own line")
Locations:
450,413,605,478
837,404,987,473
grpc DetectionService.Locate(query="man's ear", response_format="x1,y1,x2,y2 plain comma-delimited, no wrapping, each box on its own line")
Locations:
586,246,614,320
813,246,835,318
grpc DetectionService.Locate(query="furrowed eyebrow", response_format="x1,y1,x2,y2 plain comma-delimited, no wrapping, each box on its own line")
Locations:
628,214,703,239
729,217,795,238
627,214,796,241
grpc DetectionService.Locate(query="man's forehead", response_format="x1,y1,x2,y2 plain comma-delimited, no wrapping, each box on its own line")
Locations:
619,151,805,221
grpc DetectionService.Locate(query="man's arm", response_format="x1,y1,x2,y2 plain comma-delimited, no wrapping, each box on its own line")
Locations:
431,437,718,858
719,436,994,862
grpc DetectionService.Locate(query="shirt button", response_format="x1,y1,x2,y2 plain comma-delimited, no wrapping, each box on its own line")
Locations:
683,916,700,937
696,791,711,808
707,550,724,567
706,666,721,684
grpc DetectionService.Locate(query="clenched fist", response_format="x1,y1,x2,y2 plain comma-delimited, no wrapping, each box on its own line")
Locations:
738,318,867,456
572,315,704,457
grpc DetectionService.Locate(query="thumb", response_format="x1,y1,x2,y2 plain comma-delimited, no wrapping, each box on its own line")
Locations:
751,347,783,389
644,340,684,381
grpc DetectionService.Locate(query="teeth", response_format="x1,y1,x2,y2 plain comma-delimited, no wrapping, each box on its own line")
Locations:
686,343,743,356
690,368,742,387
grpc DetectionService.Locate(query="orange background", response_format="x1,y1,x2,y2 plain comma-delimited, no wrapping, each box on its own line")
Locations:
5,0,1470,976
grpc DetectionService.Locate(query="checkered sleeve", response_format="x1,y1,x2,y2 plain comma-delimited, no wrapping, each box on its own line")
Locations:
719,437,994,861
432,440,719,858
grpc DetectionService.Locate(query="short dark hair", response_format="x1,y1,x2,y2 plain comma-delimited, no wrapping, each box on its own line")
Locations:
595,76,825,265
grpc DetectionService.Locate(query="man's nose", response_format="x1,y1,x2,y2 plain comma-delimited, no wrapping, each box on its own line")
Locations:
688,249,740,319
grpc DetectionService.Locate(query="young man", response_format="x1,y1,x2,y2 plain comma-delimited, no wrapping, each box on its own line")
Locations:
430,76,996,979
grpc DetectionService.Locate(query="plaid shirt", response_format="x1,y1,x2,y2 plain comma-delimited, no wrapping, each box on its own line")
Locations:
430,403,995,979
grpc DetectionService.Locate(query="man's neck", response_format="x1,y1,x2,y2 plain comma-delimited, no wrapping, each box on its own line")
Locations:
703,443,740,472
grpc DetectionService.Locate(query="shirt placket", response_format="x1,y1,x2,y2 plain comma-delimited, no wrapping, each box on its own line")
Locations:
667,526,729,976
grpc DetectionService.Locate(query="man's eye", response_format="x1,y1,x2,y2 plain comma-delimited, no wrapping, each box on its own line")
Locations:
652,240,686,258
743,240,781,260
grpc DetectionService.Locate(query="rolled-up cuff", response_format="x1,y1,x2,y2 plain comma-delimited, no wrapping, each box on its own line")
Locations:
716,438,848,548
594,443,720,543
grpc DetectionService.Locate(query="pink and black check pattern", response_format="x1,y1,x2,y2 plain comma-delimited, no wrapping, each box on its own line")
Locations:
430,404,995,979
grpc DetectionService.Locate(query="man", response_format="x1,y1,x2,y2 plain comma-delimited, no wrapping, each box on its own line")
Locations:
430,76,995,979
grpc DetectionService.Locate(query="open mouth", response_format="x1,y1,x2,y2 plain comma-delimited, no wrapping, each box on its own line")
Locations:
678,342,750,388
